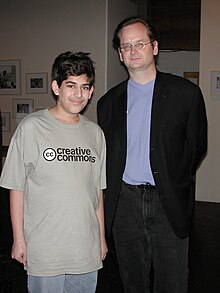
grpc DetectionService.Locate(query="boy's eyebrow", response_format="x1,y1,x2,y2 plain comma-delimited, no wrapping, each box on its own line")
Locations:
66,81,76,84
65,81,90,86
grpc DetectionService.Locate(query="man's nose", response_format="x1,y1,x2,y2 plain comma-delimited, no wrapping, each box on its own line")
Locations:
130,45,138,53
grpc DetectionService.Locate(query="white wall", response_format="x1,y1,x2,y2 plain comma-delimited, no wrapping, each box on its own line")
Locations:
2,0,218,203
0,0,137,146
156,1,220,203
157,51,199,77
0,0,107,144
107,0,137,89
196,0,220,202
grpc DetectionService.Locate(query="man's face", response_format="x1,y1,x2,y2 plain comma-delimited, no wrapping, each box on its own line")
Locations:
52,74,93,116
118,22,158,73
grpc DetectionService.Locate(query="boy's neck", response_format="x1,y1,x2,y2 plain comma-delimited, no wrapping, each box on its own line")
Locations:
49,106,80,124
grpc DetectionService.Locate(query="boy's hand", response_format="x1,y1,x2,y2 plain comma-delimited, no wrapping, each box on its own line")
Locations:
11,238,27,266
101,237,108,260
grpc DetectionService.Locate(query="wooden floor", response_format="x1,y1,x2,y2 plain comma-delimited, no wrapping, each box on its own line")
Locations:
1,191,220,292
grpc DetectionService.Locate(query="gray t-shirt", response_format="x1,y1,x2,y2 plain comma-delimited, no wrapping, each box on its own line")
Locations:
0,109,106,276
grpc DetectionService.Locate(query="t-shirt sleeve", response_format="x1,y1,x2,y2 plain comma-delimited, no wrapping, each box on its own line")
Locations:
0,127,26,191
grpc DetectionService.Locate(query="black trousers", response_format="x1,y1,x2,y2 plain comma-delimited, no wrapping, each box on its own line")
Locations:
112,182,189,293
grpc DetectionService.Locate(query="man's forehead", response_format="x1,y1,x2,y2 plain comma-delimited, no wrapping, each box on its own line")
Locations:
120,22,148,37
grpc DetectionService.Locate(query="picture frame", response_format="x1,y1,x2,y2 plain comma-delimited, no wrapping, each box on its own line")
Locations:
183,72,199,85
0,60,21,94
13,98,34,119
0,112,10,132
26,72,48,94
210,71,220,96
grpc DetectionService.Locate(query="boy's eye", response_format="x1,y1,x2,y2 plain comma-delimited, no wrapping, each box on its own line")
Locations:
83,86,90,90
67,84,75,88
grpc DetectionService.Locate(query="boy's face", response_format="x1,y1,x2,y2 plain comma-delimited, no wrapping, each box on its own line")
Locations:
52,74,93,116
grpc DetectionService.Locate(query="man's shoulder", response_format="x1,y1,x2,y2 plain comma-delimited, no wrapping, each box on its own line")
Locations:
99,79,128,102
156,71,198,90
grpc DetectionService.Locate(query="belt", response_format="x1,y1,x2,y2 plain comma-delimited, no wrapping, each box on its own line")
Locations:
122,181,156,190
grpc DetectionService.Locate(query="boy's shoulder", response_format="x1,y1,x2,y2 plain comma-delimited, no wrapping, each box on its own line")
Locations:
81,115,104,135
17,109,48,127
19,108,46,123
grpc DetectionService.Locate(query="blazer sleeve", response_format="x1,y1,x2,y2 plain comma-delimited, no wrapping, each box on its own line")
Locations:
187,86,207,175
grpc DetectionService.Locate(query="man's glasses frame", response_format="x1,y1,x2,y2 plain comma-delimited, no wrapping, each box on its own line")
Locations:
120,40,155,52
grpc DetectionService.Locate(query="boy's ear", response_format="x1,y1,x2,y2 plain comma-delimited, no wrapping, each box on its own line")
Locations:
89,85,94,99
51,80,59,96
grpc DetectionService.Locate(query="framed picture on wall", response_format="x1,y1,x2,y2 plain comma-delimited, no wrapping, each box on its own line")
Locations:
183,72,199,85
210,71,220,96
0,60,21,94
13,98,34,119
0,112,10,132
26,72,48,94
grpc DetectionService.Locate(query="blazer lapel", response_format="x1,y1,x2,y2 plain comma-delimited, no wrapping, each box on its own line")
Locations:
150,72,169,144
112,81,128,153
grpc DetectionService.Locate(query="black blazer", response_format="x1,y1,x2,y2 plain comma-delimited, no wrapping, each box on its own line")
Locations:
97,71,207,239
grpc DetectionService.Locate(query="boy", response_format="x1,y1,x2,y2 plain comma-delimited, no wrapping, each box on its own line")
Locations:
0,51,108,293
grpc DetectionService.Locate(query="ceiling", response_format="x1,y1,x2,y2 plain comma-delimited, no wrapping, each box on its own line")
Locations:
130,0,201,50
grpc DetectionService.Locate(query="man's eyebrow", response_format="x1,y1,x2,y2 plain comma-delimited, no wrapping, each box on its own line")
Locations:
121,39,145,45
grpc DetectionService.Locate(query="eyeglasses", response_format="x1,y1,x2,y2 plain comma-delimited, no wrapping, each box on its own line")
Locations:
120,40,154,52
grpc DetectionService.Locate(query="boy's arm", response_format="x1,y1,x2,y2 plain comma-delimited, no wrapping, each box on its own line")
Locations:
97,190,108,260
10,190,27,265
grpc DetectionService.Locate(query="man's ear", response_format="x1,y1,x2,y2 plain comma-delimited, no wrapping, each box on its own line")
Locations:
152,40,159,56
118,48,123,62
51,80,59,96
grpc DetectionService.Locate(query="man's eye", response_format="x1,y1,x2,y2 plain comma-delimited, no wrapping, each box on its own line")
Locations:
124,44,131,50
135,42,145,49
83,86,90,90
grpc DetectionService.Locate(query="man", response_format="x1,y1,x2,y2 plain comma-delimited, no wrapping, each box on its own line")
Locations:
97,16,207,293
0,51,108,293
